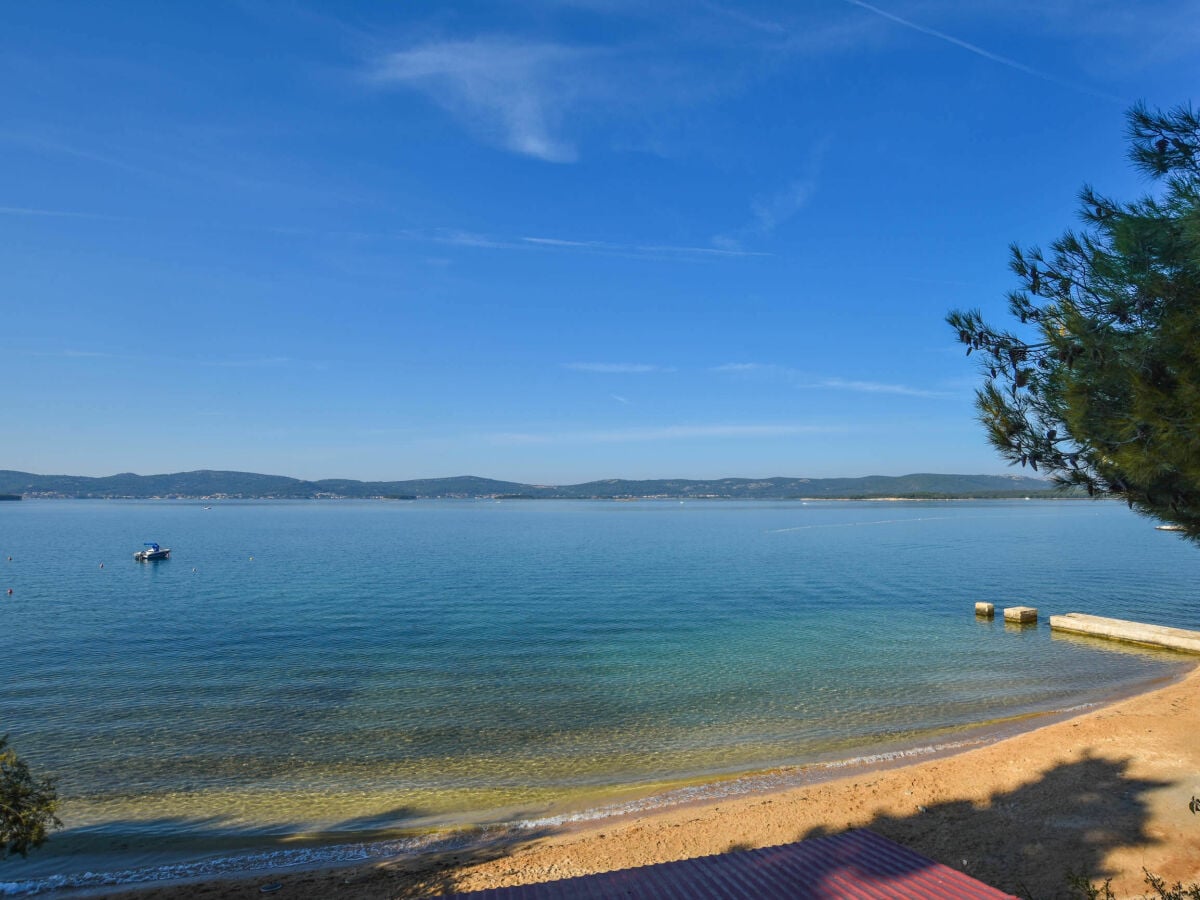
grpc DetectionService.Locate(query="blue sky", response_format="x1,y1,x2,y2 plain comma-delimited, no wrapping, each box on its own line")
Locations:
3,1,1195,483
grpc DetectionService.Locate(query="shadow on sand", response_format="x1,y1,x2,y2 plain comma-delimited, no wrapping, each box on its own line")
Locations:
358,753,1176,899
795,752,1170,900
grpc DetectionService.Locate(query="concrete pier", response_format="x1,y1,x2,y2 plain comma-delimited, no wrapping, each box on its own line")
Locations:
1004,606,1038,624
1049,613,1200,654
975,602,994,618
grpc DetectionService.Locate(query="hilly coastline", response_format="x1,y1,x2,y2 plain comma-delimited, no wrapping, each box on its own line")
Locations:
0,469,1058,500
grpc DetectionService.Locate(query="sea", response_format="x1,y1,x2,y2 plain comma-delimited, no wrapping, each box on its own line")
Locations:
2,498,1199,893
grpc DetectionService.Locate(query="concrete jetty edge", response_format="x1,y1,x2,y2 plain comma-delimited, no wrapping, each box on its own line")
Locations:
1048,612,1200,654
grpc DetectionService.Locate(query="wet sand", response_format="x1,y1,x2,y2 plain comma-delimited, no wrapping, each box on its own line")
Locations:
98,660,1200,900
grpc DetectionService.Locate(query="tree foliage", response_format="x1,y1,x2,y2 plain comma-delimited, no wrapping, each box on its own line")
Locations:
0,736,61,859
948,102,1200,540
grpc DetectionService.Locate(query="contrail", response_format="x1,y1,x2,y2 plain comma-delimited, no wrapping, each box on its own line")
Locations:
843,0,1124,103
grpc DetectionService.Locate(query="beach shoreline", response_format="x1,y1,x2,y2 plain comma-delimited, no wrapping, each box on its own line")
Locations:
37,658,1196,899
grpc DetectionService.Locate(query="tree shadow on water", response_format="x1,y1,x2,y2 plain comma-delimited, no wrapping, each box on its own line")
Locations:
0,807,557,899
796,753,1170,900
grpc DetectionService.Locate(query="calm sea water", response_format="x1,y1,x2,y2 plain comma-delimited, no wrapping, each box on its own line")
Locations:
2,498,1198,889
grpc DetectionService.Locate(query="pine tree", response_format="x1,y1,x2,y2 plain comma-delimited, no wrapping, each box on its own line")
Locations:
948,102,1200,541
0,736,61,859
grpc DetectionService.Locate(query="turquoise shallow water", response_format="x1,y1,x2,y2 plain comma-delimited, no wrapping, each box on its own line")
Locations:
2,498,1199,889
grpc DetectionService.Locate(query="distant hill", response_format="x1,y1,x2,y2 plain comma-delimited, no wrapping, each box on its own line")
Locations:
0,469,1061,500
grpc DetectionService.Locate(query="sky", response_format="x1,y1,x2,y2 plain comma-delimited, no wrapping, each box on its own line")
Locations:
3,1,1196,484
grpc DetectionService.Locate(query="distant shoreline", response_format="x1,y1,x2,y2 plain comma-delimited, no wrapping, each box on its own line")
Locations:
0,468,1062,502
10,493,1090,502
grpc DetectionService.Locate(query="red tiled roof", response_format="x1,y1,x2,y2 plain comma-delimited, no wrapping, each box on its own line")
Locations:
448,828,1017,899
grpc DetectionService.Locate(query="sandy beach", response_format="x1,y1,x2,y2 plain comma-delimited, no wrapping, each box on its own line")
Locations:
96,658,1200,900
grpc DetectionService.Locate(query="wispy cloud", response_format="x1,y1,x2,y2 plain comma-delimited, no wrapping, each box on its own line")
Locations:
361,13,852,164
420,229,767,259
711,362,788,375
523,236,607,250
431,228,521,250
36,350,315,372
697,1,788,35
56,349,120,358
488,422,841,445
611,394,632,405
200,357,294,368
715,140,828,248
713,362,948,397
0,205,126,221
565,362,675,374
637,242,768,259
367,38,595,162
525,235,768,259
0,207,766,262
817,376,948,398
750,178,818,234
841,0,1124,102
1,130,164,179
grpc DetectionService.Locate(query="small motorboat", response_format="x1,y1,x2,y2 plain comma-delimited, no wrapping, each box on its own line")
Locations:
133,542,171,561
1155,523,1186,532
